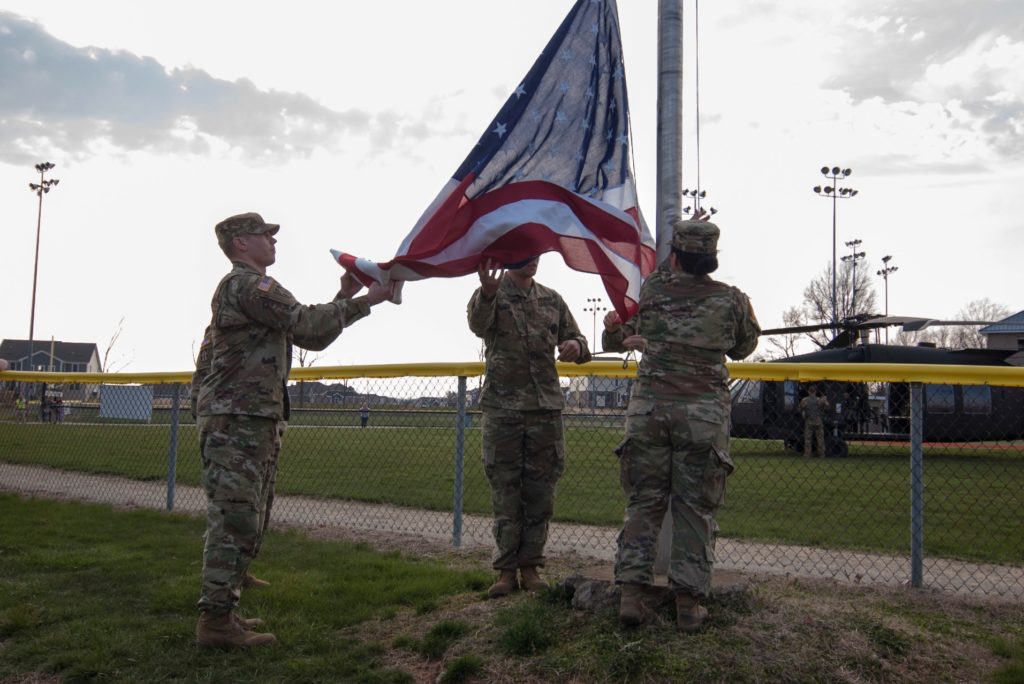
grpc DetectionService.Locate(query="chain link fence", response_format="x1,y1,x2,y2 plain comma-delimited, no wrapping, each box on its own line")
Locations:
1,361,1022,599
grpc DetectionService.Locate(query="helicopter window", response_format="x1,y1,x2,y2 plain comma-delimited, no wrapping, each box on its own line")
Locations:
962,385,992,415
731,380,762,404
925,384,955,414
783,381,798,411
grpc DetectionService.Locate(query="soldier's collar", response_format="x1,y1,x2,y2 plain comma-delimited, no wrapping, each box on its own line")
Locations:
502,276,535,297
231,260,263,274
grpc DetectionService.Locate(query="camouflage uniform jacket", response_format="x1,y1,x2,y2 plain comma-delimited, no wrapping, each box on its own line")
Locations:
196,261,371,420
603,265,760,403
190,327,213,419
800,395,829,424
468,277,591,410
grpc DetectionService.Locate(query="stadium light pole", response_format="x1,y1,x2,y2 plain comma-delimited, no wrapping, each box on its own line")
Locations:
813,166,857,335
840,238,865,316
877,255,899,343
583,297,608,352
27,162,60,373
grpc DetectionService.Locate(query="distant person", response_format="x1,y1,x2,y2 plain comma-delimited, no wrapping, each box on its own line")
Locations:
468,255,591,598
40,391,50,423
800,384,829,458
603,210,760,632
15,393,27,423
359,402,370,428
194,212,393,648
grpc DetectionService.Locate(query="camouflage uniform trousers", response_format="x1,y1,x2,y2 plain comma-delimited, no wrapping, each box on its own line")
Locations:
614,398,734,598
804,420,826,457
482,407,565,570
197,414,283,615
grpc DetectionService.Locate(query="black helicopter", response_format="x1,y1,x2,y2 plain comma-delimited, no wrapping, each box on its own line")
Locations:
729,315,1024,457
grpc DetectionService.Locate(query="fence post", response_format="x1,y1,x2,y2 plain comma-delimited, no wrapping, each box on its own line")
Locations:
909,382,924,588
167,383,181,511
453,376,466,548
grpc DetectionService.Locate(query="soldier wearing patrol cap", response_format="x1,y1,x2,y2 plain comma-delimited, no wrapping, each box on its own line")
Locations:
193,212,393,648
603,209,760,632
468,254,592,598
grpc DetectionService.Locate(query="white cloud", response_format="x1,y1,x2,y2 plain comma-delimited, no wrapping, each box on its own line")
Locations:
0,11,448,165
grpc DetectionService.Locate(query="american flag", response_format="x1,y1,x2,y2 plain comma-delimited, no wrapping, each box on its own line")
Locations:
332,0,655,318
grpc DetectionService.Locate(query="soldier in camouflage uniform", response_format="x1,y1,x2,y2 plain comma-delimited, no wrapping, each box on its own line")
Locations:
194,212,393,647
603,211,760,631
468,256,591,597
799,384,829,458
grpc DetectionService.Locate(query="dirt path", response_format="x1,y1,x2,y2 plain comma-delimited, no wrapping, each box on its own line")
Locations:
2,461,1021,601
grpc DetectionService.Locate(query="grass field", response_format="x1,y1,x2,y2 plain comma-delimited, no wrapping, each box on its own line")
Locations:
1,494,1022,683
0,493,490,683
1,420,1022,564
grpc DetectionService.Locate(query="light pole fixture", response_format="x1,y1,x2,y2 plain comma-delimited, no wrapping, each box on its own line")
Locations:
877,254,898,342
583,297,608,352
840,238,866,316
813,166,858,335
27,161,60,373
682,188,717,217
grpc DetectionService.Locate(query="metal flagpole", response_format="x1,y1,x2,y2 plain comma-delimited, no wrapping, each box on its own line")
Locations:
654,0,685,574
656,0,684,263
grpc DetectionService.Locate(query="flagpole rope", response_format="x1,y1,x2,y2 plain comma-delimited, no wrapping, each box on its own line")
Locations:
695,0,702,210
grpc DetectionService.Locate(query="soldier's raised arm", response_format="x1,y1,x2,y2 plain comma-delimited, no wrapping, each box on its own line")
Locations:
468,259,504,336
602,307,639,353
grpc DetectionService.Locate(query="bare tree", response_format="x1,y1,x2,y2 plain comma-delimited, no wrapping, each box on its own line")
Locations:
101,317,132,372
293,346,322,408
795,260,880,348
764,306,807,359
893,298,1010,349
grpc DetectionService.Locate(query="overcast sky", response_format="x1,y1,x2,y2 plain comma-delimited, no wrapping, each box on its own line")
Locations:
1,0,1022,372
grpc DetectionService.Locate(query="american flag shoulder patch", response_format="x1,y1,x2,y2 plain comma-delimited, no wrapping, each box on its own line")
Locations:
257,276,275,292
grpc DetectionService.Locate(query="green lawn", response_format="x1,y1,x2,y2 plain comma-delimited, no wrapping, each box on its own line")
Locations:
4,494,1023,683
0,493,490,683
1,422,1022,564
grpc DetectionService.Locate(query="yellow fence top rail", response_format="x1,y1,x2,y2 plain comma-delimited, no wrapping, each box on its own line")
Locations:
3,360,1024,387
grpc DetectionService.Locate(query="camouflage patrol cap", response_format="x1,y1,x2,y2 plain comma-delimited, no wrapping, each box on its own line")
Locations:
215,212,280,249
671,219,719,255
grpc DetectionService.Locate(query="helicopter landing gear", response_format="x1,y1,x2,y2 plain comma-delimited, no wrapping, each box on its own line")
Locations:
825,434,849,458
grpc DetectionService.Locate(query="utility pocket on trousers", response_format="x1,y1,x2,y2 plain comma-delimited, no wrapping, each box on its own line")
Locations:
614,437,633,495
701,445,734,509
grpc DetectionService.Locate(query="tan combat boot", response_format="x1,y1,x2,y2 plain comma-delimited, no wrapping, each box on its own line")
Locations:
234,614,265,629
242,572,270,589
675,593,708,633
487,570,519,598
618,583,648,626
196,612,276,648
519,566,547,592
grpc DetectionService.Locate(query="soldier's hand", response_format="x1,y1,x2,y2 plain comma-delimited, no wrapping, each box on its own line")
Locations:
557,339,582,362
603,310,622,331
622,335,647,353
366,281,394,306
477,259,504,298
340,272,364,298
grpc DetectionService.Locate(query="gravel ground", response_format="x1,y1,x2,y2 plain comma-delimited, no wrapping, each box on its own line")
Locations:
1,461,1021,601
